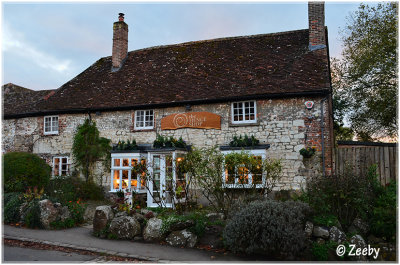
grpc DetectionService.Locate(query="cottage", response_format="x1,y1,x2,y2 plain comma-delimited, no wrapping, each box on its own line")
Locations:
3,2,334,207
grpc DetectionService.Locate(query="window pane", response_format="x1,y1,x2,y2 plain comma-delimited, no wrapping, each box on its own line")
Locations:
114,159,120,167
54,158,60,176
238,167,249,184
252,156,263,184
122,170,129,189
123,159,129,167
113,170,120,189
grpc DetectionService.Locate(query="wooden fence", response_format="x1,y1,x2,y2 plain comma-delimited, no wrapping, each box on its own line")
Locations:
334,141,397,185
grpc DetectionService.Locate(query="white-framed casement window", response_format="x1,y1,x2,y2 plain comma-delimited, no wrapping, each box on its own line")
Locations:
231,100,257,124
44,115,59,135
134,110,154,130
221,149,266,188
111,153,147,192
53,157,69,176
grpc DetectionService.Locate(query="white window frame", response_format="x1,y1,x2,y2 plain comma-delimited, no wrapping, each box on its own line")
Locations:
221,149,266,188
134,110,154,130
44,115,59,135
52,156,69,177
110,153,147,193
231,100,257,124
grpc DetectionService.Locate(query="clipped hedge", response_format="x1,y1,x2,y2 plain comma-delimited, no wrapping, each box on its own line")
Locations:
223,199,311,257
3,152,51,193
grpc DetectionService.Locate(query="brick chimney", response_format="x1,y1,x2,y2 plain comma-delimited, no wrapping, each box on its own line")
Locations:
308,2,326,51
112,13,128,71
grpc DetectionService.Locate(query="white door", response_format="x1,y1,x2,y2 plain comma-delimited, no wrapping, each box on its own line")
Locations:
147,153,173,208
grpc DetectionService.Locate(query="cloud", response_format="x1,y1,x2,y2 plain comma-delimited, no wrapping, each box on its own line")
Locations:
2,22,72,73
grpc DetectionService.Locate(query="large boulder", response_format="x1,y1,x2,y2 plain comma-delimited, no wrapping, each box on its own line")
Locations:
93,206,114,233
109,216,141,239
166,229,197,248
39,199,59,229
329,226,346,244
59,206,71,222
351,218,369,236
349,234,367,261
143,218,164,242
313,226,329,239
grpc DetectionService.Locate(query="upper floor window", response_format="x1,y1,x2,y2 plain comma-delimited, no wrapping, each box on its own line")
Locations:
53,156,69,176
231,101,257,124
44,116,59,134
135,110,154,130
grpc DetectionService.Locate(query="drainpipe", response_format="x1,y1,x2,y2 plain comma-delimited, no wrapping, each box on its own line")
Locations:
320,97,328,177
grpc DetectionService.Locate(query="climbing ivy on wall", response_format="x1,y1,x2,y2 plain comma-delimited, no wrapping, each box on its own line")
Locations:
72,118,111,182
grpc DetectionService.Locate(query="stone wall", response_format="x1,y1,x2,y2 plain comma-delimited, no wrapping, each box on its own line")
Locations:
2,96,333,191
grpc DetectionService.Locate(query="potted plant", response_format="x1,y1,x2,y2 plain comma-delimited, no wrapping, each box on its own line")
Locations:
299,147,316,158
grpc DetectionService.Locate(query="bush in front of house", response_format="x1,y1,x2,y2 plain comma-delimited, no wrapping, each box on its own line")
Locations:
3,192,23,223
3,152,51,193
223,199,311,257
46,175,105,204
369,179,396,241
298,167,374,229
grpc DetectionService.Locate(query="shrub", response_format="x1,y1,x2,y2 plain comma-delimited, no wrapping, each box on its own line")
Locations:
24,199,42,229
3,152,51,193
369,180,396,241
65,200,86,224
50,218,76,229
299,170,374,229
46,175,105,203
223,199,311,257
4,193,23,223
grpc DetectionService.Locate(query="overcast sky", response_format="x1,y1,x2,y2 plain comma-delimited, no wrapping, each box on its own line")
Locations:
2,1,366,91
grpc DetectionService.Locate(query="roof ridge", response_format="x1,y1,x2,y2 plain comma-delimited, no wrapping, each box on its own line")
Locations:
126,28,309,55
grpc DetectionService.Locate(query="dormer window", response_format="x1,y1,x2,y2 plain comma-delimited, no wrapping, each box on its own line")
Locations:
134,110,154,130
231,101,257,124
44,116,59,135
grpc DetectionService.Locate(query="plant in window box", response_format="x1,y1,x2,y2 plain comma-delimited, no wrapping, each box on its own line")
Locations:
299,147,316,158
229,134,259,147
153,134,187,149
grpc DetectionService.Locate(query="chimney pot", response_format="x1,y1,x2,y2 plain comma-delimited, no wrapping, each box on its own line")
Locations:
118,13,125,21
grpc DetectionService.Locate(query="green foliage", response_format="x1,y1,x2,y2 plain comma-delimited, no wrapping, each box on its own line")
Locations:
311,241,342,261
46,175,104,204
3,152,51,193
4,193,23,223
65,200,86,224
299,147,316,158
24,199,43,229
223,199,311,257
312,214,340,227
113,139,138,151
50,218,76,229
229,134,259,147
183,147,283,219
298,168,376,229
153,134,187,148
333,121,354,141
72,118,111,182
333,3,398,138
369,180,396,241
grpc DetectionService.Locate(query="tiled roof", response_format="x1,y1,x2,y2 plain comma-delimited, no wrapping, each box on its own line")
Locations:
5,29,331,118
2,83,54,116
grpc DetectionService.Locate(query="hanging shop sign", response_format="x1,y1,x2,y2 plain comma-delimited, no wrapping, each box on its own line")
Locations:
161,112,221,130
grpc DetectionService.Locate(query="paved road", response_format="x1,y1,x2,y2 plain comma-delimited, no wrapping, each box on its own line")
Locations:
3,245,96,262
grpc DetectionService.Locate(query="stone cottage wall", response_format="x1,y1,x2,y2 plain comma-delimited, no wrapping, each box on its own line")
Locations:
2,95,333,191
